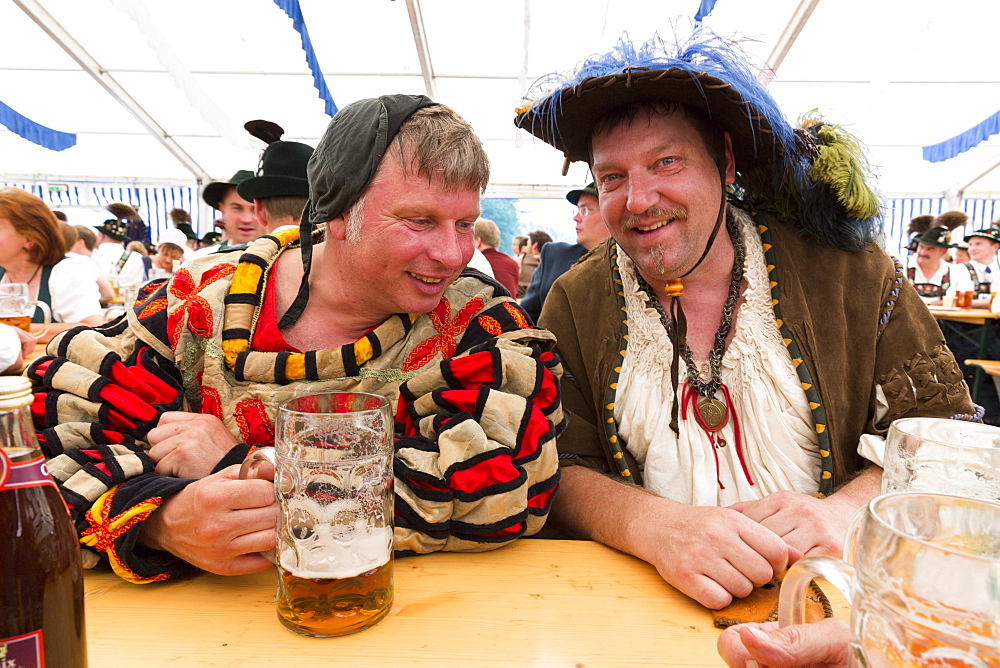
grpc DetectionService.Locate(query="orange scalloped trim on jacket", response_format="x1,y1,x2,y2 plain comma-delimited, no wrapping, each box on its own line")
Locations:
80,485,169,584
502,301,531,329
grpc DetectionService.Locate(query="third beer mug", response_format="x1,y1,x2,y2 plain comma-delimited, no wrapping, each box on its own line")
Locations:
242,392,395,637
0,283,49,338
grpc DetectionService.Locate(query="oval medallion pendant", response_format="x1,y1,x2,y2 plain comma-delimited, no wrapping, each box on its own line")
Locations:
696,397,728,431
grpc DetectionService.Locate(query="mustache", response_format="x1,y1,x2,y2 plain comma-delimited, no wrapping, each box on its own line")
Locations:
623,205,688,230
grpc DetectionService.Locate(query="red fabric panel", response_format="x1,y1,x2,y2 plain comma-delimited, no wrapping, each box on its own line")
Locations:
447,453,519,494
441,350,497,389
250,277,300,353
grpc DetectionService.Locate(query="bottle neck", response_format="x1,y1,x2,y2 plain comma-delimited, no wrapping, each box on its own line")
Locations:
0,404,42,463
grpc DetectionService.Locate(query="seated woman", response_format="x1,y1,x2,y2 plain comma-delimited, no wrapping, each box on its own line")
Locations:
0,189,103,343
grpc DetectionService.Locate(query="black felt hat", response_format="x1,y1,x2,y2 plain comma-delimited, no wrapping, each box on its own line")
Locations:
200,231,222,246
202,170,254,209
237,141,314,201
566,182,598,205
913,226,952,249
964,228,1000,244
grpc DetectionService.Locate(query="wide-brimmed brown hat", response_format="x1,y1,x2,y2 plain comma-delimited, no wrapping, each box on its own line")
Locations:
514,27,881,252
914,226,952,249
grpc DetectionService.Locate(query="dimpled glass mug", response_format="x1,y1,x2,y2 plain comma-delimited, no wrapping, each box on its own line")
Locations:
779,492,1000,667
883,417,1000,501
241,392,395,637
0,283,50,338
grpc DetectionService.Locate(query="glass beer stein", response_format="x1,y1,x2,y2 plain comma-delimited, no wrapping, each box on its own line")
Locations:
241,392,394,637
883,417,1000,501
780,492,1000,666
0,283,50,338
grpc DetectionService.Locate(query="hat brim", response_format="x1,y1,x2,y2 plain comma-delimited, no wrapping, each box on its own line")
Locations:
964,232,1000,243
516,68,779,170
237,176,309,202
567,187,599,205
202,182,236,209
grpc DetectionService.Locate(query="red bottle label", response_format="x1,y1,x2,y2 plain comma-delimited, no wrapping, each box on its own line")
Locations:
0,629,44,668
0,451,58,495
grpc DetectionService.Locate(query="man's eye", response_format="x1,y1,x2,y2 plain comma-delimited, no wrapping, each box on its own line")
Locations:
660,157,676,166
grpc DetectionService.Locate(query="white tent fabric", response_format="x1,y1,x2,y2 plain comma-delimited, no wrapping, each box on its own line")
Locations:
3,0,1000,206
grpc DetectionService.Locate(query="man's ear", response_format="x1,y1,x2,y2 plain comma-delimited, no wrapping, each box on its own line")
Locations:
253,199,269,228
327,215,349,241
722,131,736,186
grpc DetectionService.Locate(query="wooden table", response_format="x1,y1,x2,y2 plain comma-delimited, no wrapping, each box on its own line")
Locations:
83,539,849,667
928,307,1000,402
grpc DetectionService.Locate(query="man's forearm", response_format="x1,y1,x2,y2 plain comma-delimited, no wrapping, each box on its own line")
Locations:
827,464,883,510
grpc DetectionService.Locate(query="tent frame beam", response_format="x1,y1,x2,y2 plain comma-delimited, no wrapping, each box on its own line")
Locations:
763,0,821,82
12,0,210,184
405,0,438,99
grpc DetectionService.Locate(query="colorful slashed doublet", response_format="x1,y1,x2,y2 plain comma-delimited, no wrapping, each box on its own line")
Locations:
29,228,564,582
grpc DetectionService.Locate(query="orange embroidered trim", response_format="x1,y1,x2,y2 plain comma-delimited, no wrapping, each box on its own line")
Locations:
402,297,485,371
166,265,236,348
502,301,531,329
80,485,169,583
138,296,167,320
478,315,504,336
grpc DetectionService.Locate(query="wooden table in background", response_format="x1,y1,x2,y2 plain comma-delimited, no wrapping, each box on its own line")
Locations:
928,307,1000,402
84,539,849,667
966,359,1000,377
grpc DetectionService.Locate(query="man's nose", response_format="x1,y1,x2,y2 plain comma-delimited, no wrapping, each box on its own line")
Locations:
625,173,658,215
429,227,469,269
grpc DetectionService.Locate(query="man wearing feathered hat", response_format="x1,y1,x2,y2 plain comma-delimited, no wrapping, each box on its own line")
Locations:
516,27,976,609
92,216,147,295
952,226,1000,308
237,120,314,235
908,225,954,304
27,96,563,584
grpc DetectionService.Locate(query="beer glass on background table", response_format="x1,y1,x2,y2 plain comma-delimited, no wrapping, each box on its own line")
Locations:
883,417,1000,501
0,283,49,338
241,392,394,637
779,492,1000,666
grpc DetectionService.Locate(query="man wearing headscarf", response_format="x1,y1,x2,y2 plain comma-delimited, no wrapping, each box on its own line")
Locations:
515,28,975,611
28,96,562,583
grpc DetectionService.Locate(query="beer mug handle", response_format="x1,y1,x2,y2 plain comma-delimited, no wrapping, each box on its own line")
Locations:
778,556,855,628
30,301,50,339
239,447,277,565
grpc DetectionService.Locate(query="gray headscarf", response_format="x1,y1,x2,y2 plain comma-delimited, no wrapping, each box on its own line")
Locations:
279,94,438,328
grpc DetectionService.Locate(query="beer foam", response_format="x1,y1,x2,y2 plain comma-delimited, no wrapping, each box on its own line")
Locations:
279,494,392,579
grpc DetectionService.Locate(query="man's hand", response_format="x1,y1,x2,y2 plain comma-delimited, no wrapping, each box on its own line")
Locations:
717,619,850,667
634,503,797,609
138,465,276,575
729,491,854,558
730,468,882,559
148,412,239,479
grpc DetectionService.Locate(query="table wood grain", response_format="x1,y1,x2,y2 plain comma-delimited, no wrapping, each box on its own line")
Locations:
83,539,849,667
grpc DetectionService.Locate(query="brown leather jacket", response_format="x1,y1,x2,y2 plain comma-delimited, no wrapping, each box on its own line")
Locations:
540,208,976,495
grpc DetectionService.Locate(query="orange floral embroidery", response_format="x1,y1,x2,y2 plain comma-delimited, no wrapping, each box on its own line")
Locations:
503,301,531,329
80,488,169,583
402,297,485,371
166,264,236,348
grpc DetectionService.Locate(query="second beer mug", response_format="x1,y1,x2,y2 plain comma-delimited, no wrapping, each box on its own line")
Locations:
0,283,49,338
242,392,395,637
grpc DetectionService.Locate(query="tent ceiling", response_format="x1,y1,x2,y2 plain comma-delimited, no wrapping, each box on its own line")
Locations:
2,0,999,198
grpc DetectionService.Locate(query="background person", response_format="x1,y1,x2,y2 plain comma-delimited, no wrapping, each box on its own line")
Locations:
236,120,313,235
907,226,953,304
70,224,115,303
517,230,551,298
195,170,259,255
521,182,611,321
474,217,520,295
0,188,103,342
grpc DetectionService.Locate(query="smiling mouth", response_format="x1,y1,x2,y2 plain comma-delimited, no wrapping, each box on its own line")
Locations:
634,219,672,233
408,272,444,285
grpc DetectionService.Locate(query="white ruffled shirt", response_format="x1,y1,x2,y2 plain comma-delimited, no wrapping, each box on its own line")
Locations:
615,211,822,506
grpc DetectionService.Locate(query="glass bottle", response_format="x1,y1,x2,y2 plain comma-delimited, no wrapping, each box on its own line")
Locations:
0,376,87,667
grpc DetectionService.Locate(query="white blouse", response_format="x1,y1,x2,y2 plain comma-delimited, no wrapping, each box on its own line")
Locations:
615,210,821,506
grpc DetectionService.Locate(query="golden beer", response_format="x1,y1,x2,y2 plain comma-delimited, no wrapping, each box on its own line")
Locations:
276,558,393,637
0,315,30,332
